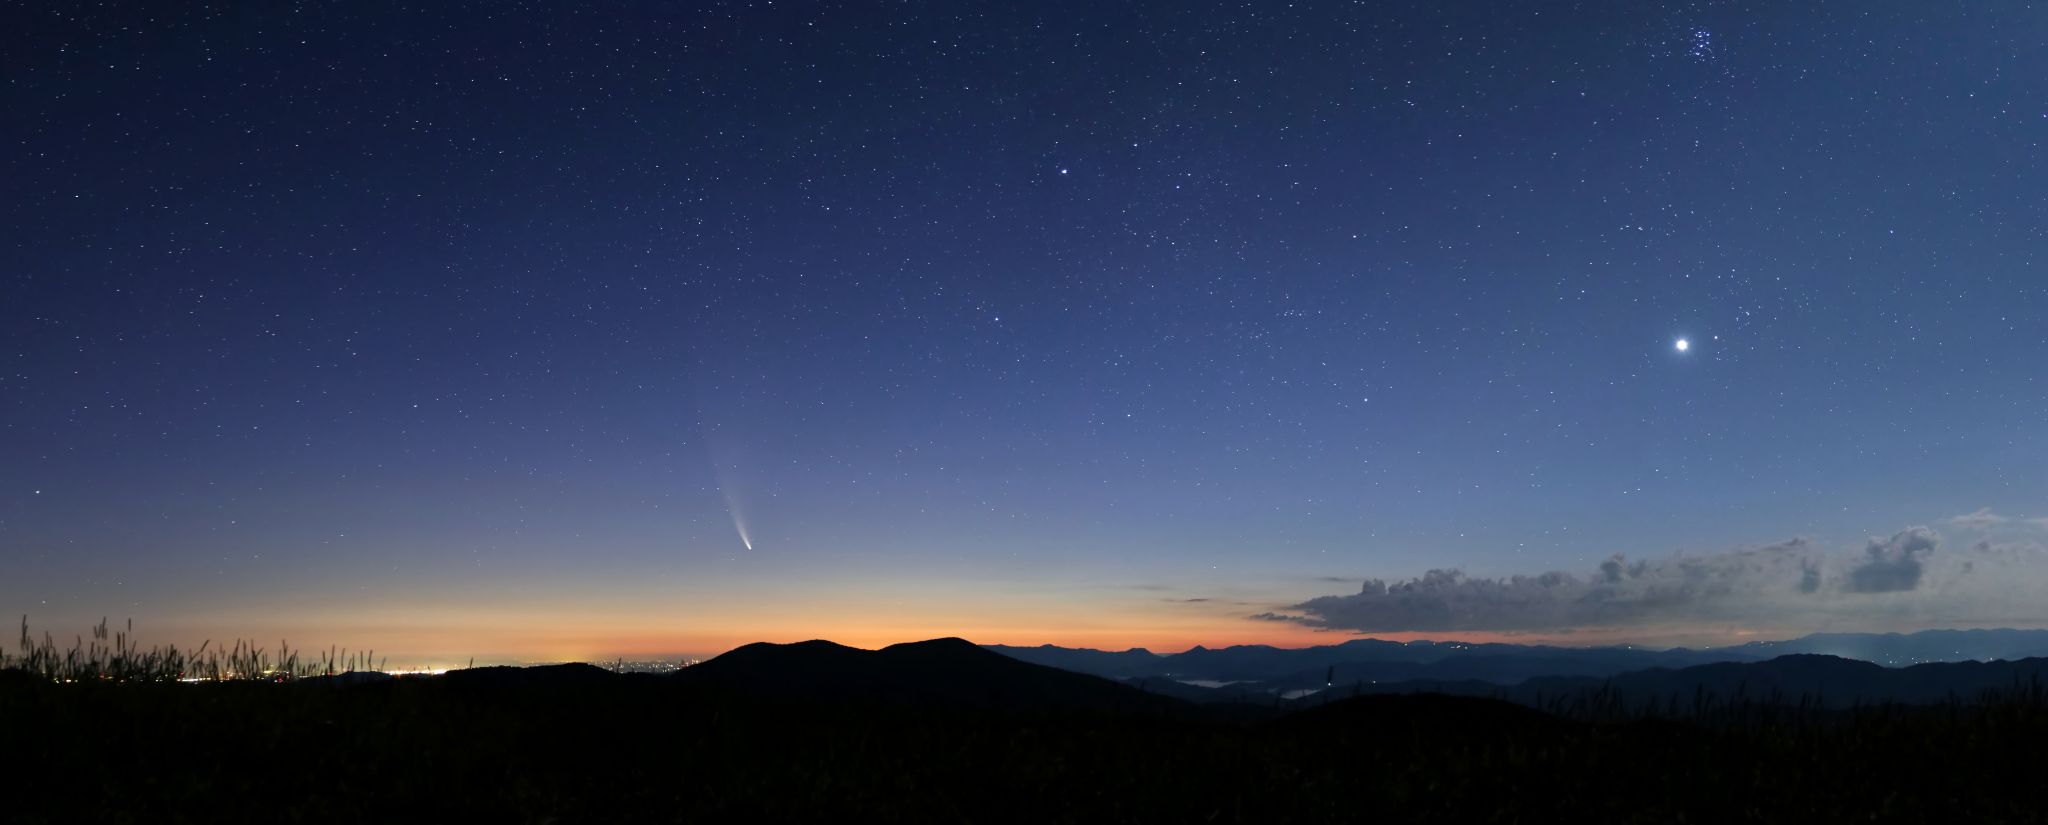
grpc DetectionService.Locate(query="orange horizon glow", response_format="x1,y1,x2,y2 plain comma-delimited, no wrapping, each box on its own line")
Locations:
13,579,1866,667
62,612,1817,667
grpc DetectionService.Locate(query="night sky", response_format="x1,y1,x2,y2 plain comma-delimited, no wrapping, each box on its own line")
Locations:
6,1,2046,663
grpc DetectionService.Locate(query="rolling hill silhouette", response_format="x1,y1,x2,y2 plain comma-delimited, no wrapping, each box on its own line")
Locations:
991,628,2048,693
1326,653,2048,711
988,637,1759,686
17,638,2048,822
382,636,2048,718
1582,654,2048,707
1730,628,2048,664
439,661,620,689
676,637,1186,713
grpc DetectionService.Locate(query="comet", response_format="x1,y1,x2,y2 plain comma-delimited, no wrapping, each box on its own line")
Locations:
722,488,753,551
731,512,754,551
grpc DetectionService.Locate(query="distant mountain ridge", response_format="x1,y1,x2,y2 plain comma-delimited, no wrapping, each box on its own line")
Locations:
987,628,2048,693
1730,628,2048,665
1334,653,2048,711
986,638,1756,688
405,633,2048,717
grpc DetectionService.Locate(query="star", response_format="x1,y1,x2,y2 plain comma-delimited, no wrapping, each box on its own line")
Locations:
1675,339,1690,352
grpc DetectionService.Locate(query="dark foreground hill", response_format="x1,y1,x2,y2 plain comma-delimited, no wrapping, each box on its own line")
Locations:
676,636,1184,714
7,645,2048,823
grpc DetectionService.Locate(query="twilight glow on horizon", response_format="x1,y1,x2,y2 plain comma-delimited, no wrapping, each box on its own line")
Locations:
4,1,2046,664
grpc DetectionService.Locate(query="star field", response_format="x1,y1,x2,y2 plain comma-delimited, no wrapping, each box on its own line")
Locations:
4,1,2046,657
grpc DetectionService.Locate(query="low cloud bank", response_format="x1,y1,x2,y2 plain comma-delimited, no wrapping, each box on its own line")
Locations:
1263,520,2048,634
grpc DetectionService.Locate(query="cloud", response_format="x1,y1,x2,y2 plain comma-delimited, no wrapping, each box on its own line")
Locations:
1950,509,2010,530
1264,527,2048,634
1948,509,2048,532
1797,557,1823,594
1844,527,1936,593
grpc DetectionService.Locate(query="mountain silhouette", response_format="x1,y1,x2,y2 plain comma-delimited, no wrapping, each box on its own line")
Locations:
989,638,1760,690
439,661,621,689
1730,628,2048,665
1328,653,2048,711
1594,654,2048,707
990,628,2048,691
678,637,1186,713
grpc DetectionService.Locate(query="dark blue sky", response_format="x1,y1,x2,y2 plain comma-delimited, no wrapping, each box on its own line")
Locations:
5,1,2046,659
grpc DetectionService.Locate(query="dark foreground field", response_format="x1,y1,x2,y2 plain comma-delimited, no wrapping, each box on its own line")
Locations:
4,665,2047,824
